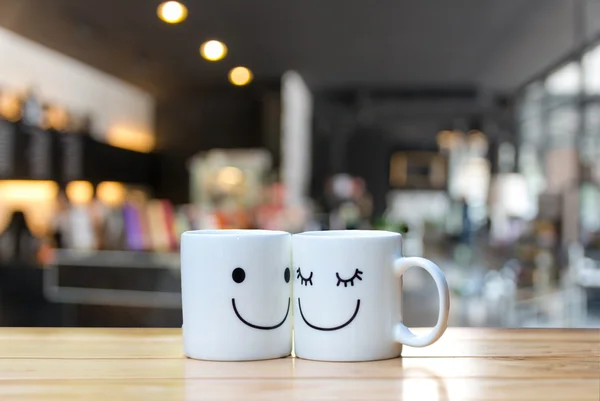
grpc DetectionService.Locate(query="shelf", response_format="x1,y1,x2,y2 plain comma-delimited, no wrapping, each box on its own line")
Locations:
62,135,158,185
0,119,158,186
51,249,180,270
0,119,59,180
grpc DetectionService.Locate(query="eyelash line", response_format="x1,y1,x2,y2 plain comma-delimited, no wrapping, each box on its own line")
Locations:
336,269,363,287
296,267,313,286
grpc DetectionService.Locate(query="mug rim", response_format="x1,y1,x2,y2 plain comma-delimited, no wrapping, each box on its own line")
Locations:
295,230,401,239
182,229,290,237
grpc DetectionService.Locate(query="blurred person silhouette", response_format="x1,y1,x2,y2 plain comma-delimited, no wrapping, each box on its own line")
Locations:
460,196,472,245
0,210,40,265
50,190,70,249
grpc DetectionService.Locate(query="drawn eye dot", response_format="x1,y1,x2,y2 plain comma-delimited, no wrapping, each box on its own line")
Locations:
284,267,290,283
232,267,245,283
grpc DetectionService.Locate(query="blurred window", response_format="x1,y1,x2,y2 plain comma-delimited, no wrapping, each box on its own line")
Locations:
581,183,600,234
518,81,545,121
545,61,581,96
582,103,600,163
547,104,580,149
545,62,581,111
583,43,600,94
518,81,545,149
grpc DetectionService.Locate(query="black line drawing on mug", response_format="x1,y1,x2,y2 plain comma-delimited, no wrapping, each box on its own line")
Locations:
296,267,313,286
232,298,291,330
297,298,361,331
336,269,363,287
230,266,291,330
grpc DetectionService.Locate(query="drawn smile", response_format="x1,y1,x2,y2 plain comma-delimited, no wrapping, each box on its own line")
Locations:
297,298,361,331
231,298,290,330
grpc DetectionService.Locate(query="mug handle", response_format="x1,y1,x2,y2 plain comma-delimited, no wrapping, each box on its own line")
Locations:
393,257,450,347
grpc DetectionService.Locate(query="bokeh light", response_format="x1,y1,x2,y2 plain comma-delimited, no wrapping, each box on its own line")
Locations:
97,181,127,207
228,66,253,86
200,40,228,61
157,1,188,24
65,181,94,205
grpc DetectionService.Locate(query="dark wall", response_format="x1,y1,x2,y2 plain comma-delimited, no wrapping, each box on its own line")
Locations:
157,87,262,156
154,84,281,203
346,128,390,217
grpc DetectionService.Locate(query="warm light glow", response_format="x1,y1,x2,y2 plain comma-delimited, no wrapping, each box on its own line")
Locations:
97,181,126,207
0,92,21,122
0,180,59,235
44,106,69,131
436,130,454,149
107,126,155,153
217,166,244,188
66,181,94,205
200,40,228,61
157,1,188,24
0,180,58,202
228,66,253,86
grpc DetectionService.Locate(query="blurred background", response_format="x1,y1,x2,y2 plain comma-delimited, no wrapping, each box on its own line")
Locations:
0,0,599,329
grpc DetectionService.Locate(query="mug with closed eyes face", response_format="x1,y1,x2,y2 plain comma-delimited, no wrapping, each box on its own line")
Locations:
293,230,450,362
181,230,292,361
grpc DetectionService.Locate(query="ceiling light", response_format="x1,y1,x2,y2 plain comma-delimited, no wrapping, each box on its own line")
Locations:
228,67,253,86
200,40,227,61
157,1,188,24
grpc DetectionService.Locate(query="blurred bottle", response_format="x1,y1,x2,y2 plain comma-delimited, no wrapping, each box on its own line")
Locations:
99,205,126,250
21,88,43,128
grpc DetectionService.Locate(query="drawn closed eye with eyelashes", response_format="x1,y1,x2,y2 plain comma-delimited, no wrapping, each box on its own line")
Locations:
336,269,363,287
297,268,363,331
296,267,313,286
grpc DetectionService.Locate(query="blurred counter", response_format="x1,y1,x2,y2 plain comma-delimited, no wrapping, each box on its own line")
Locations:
0,249,181,327
44,250,181,308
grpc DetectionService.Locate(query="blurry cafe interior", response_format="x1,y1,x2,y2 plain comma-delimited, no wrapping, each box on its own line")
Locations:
0,0,599,330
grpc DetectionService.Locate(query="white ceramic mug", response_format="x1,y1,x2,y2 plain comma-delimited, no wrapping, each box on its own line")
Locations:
292,230,449,362
181,230,292,361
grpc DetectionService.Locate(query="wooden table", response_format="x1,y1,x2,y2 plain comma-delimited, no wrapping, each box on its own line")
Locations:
0,328,598,400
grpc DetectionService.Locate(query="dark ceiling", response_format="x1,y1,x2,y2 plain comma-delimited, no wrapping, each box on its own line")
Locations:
0,0,583,98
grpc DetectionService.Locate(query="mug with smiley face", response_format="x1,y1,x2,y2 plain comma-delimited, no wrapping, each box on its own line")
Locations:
293,230,450,362
180,230,292,361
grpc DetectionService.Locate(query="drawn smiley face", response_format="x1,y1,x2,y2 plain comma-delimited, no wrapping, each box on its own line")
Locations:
296,267,363,331
230,266,291,330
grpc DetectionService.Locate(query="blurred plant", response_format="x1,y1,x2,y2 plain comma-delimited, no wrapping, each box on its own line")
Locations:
372,218,409,234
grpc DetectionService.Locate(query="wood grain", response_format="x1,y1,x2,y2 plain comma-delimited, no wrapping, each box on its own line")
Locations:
0,328,597,359
0,357,598,380
0,379,597,401
0,328,597,400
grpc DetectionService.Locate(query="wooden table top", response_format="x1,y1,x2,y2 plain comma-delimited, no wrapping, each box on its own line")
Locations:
0,328,597,400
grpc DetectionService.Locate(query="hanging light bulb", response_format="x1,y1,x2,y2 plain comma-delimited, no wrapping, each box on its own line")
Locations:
200,40,228,61
157,1,188,24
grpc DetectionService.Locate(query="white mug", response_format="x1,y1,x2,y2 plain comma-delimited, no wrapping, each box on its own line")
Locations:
181,230,292,361
292,230,449,362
